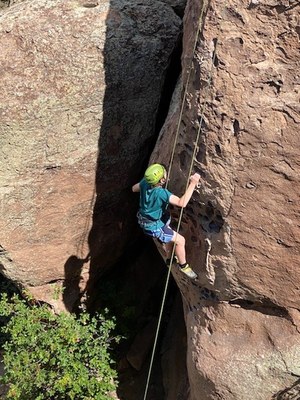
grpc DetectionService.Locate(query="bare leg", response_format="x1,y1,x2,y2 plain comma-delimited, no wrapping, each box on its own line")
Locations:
171,232,186,265
164,242,174,259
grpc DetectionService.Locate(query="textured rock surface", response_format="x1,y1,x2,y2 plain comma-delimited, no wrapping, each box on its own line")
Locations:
187,303,300,400
1,0,299,397
0,0,26,10
0,0,181,308
151,0,300,398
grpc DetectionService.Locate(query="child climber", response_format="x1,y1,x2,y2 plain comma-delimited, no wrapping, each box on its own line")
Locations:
132,163,200,279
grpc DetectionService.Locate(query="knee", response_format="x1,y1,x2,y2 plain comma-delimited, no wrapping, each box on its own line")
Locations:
174,233,185,246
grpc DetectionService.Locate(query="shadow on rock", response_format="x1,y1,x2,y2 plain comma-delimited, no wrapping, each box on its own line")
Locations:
63,253,90,312
272,379,300,399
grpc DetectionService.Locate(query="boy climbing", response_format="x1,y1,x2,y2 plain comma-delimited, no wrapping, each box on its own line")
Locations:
132,163,200,279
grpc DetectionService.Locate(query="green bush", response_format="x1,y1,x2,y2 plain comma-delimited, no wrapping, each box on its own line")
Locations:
0,294,119,400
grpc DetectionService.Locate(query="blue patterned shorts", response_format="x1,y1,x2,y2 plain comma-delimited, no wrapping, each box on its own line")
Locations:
144,224,174,243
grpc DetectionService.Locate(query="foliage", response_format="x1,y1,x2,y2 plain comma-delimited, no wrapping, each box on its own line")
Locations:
97,279,137,340
0,275,19,347
0,293,119,400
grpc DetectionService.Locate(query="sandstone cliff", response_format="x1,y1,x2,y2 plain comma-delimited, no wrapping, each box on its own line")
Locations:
0,0,299,399
151,0,300,398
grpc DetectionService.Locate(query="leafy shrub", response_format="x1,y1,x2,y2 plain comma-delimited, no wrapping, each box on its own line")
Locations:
0,293,119,400
0,275,19,347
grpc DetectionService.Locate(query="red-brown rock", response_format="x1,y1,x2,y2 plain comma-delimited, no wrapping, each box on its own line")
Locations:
152,0,300,398
0,0,181,309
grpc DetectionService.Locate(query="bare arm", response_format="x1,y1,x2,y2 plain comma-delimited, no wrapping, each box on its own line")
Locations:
169,173,200,208
132,182,140,192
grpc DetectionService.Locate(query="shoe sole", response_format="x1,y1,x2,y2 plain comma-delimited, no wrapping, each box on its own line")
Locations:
180,268,197,280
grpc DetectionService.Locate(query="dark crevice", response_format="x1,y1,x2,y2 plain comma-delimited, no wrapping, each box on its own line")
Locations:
199,201,224,233
264,79,283,94
193,60,202,90
195,142,206,163
215,143,222,156
233,119,240,136
213,55,219,68
229,299,255,307
0,245,9,256
212,38,219,67
225,6,245,24
44,164,62,171
179,149,187,170
171,5,186,19
273,2,300,14
47,278,64,285
197,115,208,132
272,378,300,400
200,287,218,301
281,108,298,124
229,298,290,319
87,237,183,400
0,273,19,297
84,14,186,398
215,91,224,102
221,113,227,123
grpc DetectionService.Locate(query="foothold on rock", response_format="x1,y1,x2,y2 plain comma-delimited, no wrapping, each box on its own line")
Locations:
200,287,218,301
248,0,260,8
82,1,99,7
245,182,256,189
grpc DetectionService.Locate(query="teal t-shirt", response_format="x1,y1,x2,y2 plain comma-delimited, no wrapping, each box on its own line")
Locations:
139,179,172,229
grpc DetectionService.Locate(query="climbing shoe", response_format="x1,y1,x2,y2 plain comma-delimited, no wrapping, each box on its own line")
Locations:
180,264,197,279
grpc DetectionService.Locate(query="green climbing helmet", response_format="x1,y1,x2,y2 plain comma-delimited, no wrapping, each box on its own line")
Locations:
144,163,166,185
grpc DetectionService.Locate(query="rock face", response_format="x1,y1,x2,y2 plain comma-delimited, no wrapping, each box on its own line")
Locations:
0,0,181,308
151,0,300,398
0,0,26,10
1,0,300,398
187,303,300,400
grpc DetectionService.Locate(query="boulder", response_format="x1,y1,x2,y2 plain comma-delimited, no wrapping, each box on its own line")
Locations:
0,0,181,308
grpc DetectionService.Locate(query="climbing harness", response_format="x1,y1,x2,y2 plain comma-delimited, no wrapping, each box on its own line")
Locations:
137,211,158,230
142,2,220,399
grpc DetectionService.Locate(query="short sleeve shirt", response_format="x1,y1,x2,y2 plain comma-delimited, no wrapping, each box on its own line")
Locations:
139,179,172,228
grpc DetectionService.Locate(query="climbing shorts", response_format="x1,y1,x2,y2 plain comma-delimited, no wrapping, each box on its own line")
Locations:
143,224,174,243
137,212,174,243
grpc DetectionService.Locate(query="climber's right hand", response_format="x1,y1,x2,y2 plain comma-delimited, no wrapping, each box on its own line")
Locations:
190,173,201,185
